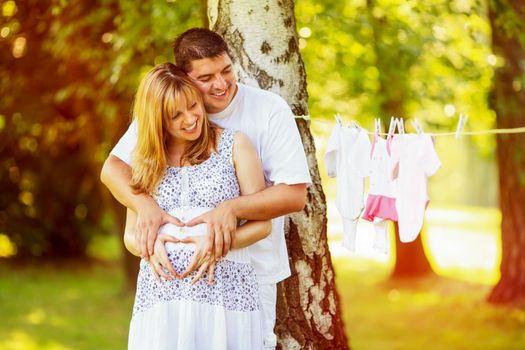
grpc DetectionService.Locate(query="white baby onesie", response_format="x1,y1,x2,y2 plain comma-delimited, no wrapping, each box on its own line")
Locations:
325,124,371,251
389,134,440,242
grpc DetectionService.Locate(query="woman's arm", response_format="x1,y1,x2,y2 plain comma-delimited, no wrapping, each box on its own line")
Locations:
231,132,272,245
231,220,271,249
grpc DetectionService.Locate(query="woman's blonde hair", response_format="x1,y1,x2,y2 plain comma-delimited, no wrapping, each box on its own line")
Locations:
130,63,217,194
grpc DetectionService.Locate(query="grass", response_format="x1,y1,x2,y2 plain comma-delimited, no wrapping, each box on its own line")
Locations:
0,206,523,349
0,261,133,350
334,255,525,350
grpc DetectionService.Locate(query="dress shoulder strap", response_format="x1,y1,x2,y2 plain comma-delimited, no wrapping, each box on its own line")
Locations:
217,128,236,162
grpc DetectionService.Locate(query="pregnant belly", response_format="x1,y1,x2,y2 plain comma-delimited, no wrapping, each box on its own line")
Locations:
159,207,212,240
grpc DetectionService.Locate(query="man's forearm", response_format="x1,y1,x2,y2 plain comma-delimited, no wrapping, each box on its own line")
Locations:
100,155,147,212
225,183,307,221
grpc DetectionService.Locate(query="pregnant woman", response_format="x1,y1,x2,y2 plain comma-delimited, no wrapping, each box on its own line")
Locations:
121,63,269,349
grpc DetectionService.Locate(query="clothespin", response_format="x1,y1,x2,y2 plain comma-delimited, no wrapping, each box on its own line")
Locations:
334,113,343,127
388,116,396,135
374,118,381,134
395,117,405,134
411,118,424,134
455,113,468,138
351,120,361,130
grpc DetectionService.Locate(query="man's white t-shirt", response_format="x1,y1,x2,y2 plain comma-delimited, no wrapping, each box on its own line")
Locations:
111,83,311,284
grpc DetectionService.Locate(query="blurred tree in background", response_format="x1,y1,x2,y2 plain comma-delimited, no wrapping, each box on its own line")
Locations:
0,0,125,258
0,0,203,258
487,0,525,305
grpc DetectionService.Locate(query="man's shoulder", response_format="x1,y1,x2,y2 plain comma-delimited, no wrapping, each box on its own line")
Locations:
239,83,289,108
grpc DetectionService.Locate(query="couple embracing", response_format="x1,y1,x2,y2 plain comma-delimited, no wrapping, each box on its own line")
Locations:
101,28,311,350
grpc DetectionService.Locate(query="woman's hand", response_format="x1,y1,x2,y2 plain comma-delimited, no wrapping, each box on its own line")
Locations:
148,234,181,282
179,235,216,285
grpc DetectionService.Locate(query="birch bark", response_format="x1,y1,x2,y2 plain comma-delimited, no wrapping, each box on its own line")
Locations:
209,1,350,348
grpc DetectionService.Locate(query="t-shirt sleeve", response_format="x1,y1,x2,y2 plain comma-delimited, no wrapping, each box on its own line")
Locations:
423,135,441,177
110,120,138,165
260,106,312,186
324,125,340,178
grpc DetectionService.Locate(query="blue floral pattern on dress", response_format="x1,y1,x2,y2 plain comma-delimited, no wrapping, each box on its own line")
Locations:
133,246,259,316
132,129,260,317
155,128,240,212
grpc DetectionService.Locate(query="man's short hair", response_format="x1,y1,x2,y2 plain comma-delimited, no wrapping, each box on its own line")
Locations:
173,28,231,73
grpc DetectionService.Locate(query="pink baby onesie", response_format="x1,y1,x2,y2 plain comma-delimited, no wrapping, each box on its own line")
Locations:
325,124,371,251
362,135,398,254
389,134,441,242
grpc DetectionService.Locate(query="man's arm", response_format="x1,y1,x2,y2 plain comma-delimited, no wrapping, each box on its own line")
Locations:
217,183,306,221
185,182,307,253
100,155,183,258
101,155,146,211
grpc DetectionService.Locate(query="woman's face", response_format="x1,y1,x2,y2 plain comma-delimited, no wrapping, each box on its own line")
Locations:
165,95,205,145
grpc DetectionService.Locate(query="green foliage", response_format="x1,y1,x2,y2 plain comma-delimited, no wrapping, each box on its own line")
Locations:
296,0,501,205
296,0,496,150
0,0,125,257
0,0,203,258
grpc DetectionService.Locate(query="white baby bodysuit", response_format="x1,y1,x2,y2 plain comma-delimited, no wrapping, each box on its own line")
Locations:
325,124,371,251
389,134,441,242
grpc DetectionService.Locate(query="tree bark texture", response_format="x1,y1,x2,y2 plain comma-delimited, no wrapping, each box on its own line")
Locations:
488,0,525,305
208,1,350,348
366,0,433,279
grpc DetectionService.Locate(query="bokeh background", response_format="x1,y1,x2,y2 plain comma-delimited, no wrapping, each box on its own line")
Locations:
1,0,524,349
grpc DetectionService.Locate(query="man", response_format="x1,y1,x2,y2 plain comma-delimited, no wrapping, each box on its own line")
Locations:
101,28,311,349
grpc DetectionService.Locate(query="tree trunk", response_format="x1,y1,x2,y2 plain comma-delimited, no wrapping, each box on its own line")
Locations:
208,1,349,348
487,0,525,305
391,224,432,278
366,0,433,279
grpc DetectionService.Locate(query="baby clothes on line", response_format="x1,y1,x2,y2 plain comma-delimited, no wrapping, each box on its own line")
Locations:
362,136,398,254
363,136,398,222
389,134,441,243
325,124,371,251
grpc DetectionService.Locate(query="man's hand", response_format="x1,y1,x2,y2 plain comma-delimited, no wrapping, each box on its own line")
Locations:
148,234,181,282
185,202,237,259
179,235,216,285
135,195,184,259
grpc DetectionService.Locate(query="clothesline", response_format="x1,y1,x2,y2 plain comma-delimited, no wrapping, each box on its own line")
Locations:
294,115,525,136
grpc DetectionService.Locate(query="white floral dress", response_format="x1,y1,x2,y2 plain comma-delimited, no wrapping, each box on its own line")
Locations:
128,129,262,350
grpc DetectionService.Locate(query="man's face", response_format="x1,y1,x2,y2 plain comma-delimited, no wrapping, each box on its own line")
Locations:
186,53,237,114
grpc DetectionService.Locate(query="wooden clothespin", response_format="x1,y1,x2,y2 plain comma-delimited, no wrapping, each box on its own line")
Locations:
455,113,468,138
